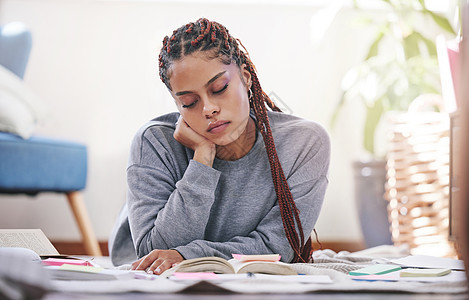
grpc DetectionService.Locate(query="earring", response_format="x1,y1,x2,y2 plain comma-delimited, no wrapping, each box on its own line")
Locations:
248,89,253,102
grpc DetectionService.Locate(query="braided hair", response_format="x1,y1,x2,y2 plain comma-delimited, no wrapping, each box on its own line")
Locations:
158,18,313,263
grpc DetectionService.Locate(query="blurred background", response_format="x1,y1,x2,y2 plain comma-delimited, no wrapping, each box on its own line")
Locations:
0,0,461,255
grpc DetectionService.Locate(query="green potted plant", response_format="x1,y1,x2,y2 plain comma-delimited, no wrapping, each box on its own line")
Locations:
331,0,457,247
333,0,456,155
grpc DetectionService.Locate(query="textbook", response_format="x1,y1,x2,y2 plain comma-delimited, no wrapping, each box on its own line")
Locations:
161,256,298,278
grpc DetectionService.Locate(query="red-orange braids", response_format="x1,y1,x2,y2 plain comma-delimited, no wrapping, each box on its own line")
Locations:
158,18,314,263
246,64,312,263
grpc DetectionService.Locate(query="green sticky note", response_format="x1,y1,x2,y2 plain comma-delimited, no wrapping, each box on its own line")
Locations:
400,268,451,277
349,264,401,276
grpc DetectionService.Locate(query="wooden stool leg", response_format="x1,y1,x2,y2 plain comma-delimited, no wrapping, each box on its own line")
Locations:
66,191,102,256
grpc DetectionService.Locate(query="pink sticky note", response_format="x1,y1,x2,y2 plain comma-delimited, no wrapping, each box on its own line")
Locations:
172,272,219,280
41,258,93,267
232,254,281,262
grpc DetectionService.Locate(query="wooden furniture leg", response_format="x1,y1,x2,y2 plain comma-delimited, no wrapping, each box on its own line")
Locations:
66,191,102,256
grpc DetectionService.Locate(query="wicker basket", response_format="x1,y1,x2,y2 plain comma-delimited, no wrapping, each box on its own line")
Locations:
385,111,455,257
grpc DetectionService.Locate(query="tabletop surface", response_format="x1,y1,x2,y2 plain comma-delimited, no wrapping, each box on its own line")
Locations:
41,256,469,299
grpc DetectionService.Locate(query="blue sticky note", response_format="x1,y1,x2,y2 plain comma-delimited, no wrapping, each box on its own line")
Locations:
349,264,401,276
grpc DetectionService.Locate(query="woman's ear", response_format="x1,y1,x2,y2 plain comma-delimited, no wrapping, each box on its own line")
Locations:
240,64,252,90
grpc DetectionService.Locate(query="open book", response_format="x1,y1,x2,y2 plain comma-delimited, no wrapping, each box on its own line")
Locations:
161,256,298,278
0,229,60,256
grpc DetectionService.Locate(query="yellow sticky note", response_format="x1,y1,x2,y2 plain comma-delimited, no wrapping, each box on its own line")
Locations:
59,264,103,273
400,268,451,277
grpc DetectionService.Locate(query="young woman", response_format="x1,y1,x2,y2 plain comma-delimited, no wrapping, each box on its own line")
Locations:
109,18,330,275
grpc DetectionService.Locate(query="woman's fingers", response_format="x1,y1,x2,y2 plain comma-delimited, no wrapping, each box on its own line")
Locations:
174,116,213,151
130,257,144,270
130,249,184,274
147,257,164,274
147,258,174,275
131,250,158,271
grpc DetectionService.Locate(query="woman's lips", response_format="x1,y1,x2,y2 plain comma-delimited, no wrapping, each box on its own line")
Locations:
207,120,230,133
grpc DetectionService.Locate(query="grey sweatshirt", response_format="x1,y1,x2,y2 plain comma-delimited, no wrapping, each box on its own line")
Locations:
109,111,330,265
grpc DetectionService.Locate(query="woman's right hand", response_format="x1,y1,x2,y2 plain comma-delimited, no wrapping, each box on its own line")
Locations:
173,116,216,167
131,249,183,275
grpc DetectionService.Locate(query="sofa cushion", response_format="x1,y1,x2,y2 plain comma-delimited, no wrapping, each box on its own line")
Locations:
0,65,47,139
0,132,87,193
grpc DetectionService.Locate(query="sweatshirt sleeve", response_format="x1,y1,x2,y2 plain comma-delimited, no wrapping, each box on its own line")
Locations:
174,125,331,262
127,126,221,258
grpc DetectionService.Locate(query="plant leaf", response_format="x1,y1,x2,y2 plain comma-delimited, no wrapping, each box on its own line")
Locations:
404,31,437,57
414,31,437,56
403,31,421,59
365,31,385,60
363,99,384,154
417,0,426,10
424,10,456,35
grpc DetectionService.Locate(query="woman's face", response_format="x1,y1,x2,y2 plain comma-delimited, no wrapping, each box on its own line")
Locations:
168,52,252,146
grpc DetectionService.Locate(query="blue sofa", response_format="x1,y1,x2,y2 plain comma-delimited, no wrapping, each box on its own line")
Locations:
0,22,102,256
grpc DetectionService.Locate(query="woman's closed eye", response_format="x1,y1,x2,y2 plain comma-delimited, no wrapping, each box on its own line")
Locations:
213,83,228,95
182,99,198,108
180,83,228,108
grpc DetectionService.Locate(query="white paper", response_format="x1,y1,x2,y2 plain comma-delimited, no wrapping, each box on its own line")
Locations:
384,255,465,270
169,273,333,284
248,274,333,284
350,270,467,283
0,247,41,261
45,266,135,281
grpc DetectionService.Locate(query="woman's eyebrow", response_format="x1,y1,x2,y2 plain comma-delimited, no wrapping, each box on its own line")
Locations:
205,71,226,87
175,71,226,96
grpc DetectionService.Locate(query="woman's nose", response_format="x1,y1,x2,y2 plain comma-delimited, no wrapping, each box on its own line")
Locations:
203,98,220,118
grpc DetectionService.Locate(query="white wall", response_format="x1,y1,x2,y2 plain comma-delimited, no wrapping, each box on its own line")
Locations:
0,0,377,243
